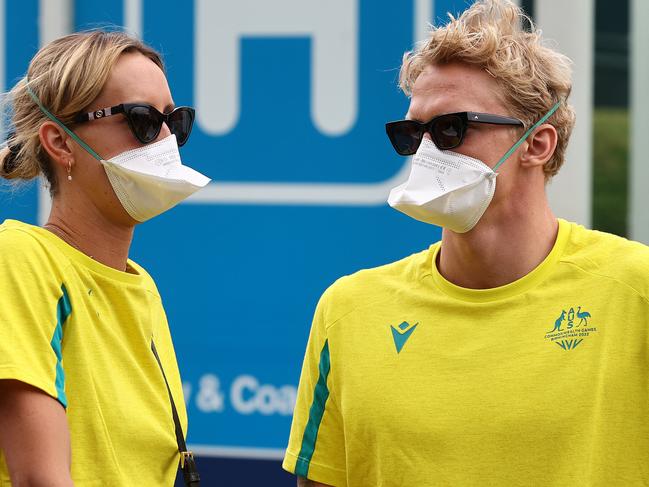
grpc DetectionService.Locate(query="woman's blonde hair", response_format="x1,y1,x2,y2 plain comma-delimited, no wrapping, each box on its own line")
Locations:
0,30,164,194
400,0,575,178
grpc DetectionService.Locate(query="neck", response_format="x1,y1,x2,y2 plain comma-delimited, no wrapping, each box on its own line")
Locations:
438,194,558,289
45,197,135,273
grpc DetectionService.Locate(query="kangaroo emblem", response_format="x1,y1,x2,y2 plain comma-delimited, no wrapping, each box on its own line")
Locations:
550,310,566,332
577,306,591,326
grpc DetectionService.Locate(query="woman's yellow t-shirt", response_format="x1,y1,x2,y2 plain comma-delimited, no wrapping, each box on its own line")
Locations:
0,219,186,486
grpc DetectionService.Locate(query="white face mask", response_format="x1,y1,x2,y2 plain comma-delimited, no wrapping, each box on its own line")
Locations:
101,134,210,222
388,138,497,233
25,85,210,222
388,102,562,233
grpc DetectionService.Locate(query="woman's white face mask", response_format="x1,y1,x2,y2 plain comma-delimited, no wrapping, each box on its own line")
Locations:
101,134,210,222
27,86,210,222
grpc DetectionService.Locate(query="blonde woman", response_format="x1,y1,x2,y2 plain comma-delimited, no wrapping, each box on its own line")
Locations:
284,0,649,486
0,31,207,485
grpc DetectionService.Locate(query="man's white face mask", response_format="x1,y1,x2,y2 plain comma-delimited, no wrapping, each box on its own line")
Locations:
388,101,561,233
388,138,497,233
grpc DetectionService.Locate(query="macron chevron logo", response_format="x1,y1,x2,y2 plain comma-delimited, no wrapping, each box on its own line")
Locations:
390,321,418,354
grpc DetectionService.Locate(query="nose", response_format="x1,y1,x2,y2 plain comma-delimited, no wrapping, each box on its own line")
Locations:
157,121,172,142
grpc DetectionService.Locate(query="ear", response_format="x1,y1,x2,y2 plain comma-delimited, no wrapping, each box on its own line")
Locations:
520,123,558,169
39,121,74,170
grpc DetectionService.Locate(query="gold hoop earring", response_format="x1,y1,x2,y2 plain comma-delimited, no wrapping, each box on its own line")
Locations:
67,161,72,181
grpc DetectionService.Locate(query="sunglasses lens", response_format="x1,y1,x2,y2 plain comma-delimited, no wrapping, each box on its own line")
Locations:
168,108,195,147
128,106,162,143
432,115,464,149
386,121,423,156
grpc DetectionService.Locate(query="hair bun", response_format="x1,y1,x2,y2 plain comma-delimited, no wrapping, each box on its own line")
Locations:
0,132,22,176
3,147,19,172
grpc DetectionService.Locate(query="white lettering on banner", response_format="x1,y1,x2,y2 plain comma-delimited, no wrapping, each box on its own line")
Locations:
230,375,258,414
182,381,192,404
191,374,297,416
195,0,358,136
196,374,225,412
230,375,297,416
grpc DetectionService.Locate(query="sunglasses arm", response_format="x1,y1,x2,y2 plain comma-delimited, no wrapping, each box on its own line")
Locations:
74,105,126,123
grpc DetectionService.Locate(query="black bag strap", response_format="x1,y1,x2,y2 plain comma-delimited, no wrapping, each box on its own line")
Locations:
151,340,201,486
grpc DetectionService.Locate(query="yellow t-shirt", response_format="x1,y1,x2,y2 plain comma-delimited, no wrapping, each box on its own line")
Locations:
283,219,649,487
0,220,187,486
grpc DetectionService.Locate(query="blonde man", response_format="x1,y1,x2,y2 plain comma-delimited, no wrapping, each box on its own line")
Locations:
283,1,649,486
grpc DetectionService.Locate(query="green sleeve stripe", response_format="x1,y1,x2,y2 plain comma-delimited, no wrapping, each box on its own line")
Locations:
50,284,72,408
295,340,332,478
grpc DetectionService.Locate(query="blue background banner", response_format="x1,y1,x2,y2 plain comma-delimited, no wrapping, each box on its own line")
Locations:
0,0,477,483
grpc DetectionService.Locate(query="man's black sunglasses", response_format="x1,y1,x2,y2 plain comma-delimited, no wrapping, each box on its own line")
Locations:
75,103,195,146
385,112,524,156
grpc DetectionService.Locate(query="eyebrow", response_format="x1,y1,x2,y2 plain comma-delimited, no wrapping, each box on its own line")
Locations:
404,112,431,123
404,112,418,122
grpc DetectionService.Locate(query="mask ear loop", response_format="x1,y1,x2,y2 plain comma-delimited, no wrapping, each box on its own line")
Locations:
492,100,562,172
25,83,104,162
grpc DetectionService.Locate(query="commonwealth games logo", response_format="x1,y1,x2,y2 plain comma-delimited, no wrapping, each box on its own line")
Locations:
544,306,597,351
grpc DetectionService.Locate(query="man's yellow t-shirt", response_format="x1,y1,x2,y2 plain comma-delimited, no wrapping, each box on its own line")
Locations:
284,219,649,486
0,220,187,486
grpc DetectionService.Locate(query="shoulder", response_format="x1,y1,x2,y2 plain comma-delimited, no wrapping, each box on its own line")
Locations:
0,220,69,301
0,219,41,244
0,219,55,264
317,246,434,329
127,259,162,296
560,221,649,300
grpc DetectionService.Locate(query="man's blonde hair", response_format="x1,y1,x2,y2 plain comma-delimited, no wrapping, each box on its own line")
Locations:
400,0,575,178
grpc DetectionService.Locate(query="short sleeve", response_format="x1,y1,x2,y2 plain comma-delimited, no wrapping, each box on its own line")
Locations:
283,289,347,486
0,227,70,407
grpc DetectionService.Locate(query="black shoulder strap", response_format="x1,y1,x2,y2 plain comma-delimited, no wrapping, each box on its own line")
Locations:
151,340,201,486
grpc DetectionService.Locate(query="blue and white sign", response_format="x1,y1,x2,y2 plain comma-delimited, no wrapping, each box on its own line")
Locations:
135,0,449,458
1,0,494,458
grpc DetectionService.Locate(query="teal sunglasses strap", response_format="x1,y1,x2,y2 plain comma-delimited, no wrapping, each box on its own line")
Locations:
26,84,104,161
493,100,562,172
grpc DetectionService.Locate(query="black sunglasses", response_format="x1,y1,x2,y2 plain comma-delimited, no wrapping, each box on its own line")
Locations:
385,111,524,156
75,103,196,147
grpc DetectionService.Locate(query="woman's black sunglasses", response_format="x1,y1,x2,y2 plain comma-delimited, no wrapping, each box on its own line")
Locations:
385,112,524,156
75,103,196,146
